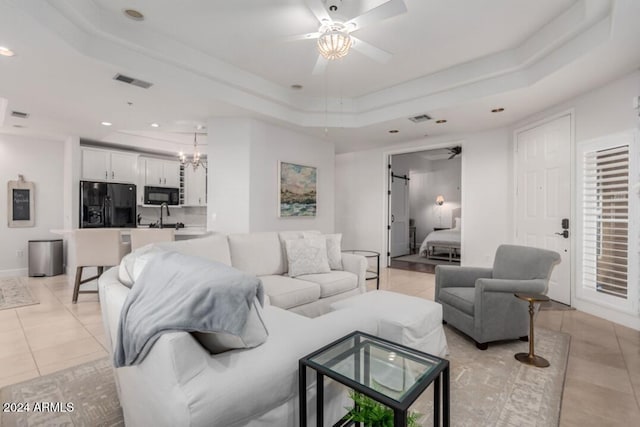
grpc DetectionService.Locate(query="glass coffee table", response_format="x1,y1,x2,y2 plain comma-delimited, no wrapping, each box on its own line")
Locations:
299,331,449,427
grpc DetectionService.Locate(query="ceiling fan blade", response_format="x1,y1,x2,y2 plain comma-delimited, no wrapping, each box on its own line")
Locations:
304,0,331,23
345,0,407,32
285,32,321,42
312,55,328,75
351,37,392,63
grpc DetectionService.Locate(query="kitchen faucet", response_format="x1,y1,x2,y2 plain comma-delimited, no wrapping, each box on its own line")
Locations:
159,202,170,228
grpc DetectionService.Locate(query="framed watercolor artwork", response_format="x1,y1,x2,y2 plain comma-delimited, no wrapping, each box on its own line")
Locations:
278,161,316,217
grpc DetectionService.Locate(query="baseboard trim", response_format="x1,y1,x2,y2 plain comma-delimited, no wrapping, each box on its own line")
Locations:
0,268,28,278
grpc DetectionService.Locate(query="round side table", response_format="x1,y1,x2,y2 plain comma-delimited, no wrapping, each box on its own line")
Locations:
342,250,380,290
514,293,550,368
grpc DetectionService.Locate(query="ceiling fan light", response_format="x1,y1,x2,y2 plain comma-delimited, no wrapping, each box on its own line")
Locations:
317,29,352,60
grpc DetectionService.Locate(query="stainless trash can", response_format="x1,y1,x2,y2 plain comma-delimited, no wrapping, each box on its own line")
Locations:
28,239,63,277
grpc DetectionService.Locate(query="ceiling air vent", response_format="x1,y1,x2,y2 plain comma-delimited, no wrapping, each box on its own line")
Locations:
408,114,432,123
113,73,153,89
11,110,29,119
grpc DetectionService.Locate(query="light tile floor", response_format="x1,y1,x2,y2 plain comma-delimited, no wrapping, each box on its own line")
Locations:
0,275,107,389
1,269,639,426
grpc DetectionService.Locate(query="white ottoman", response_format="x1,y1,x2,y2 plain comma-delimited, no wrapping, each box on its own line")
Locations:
331,290,449,357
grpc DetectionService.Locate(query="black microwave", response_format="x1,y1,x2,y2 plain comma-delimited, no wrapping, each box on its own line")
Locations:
144,186,180,205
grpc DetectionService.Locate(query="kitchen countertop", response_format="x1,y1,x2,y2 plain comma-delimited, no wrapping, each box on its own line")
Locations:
50,227,210,236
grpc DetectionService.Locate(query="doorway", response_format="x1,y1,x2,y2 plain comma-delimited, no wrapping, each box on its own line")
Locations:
387,148,463,272
514,114,572,305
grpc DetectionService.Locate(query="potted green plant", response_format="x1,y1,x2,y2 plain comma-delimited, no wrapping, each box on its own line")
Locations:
346,391,421,427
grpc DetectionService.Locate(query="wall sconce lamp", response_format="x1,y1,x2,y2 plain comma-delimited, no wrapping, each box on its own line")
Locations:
436,195,445,206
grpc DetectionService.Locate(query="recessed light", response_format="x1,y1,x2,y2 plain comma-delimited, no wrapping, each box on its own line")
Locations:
123,9,144,21
150,123,160,128
290,84,303,90
389,129,399,134
101,121,113,126
491,108,505,113
0,46,15,57
435,119,447,124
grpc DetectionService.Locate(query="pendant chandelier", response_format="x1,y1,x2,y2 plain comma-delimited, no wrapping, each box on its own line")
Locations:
179,133,207,171
317,22,352,60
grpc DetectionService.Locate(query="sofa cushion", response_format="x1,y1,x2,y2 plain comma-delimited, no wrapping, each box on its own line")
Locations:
438,287,475,316
117,244,164,287
193,297,268,354
228,232,285,276
155,233,231,266
260,275,321,309
297,271,357,298
285,237,331,277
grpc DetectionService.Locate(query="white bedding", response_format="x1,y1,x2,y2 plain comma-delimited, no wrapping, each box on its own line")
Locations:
419,229,461,256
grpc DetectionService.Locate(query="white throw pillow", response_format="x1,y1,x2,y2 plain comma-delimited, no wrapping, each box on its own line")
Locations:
302,232,343,271
285,237,331,278
192,297,268,354
324,234,343,270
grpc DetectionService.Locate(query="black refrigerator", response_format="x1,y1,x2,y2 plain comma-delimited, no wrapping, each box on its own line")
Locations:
80,181,137,228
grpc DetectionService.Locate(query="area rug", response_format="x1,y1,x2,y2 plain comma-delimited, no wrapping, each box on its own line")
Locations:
411,326,570,426
0,327,569,427
0,358,123,427
393,253,460,265
0,277,39,310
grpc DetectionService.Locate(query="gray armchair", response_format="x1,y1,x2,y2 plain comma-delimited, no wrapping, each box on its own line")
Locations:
435,245,560,350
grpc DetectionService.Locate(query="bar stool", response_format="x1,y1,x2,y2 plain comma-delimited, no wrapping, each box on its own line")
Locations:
73,229,130,303
130,228,175,251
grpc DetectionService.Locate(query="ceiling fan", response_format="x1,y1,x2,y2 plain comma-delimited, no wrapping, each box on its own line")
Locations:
292,0,408,74
448,146,462,159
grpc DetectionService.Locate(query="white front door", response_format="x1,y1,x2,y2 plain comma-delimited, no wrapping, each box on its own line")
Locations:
515,114,572,304
390,173,410,258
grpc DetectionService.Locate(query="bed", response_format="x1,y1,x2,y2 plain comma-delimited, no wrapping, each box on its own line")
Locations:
418,209,461,262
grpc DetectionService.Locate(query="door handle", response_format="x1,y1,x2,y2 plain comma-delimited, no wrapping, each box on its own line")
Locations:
555,230,569,238
391,214,395,223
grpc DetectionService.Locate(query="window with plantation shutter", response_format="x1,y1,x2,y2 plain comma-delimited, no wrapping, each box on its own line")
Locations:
581,145,629,299
577,131,638,314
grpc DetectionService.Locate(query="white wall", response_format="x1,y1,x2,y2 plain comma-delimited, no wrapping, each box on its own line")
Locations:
250,120,335,233
335,130,510,267
207,118,335,234
461,129,510,266
207,118,252,233
0,134,65,276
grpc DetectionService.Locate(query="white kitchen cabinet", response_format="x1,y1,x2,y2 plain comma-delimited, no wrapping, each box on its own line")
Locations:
110,152,138,183
81,148,137,183
184,165,207,206
163,161,181,188
142,158,181,188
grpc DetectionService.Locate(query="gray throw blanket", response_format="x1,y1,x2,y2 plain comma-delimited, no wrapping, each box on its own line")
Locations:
114,251,264,367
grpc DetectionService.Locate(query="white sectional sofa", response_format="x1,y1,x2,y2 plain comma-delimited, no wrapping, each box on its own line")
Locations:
153,231,367,317
99,231,447,426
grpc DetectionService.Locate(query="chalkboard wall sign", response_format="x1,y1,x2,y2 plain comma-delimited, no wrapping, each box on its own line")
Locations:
7,175,35,227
